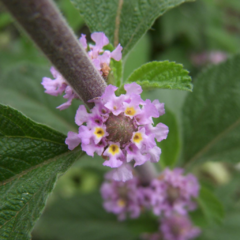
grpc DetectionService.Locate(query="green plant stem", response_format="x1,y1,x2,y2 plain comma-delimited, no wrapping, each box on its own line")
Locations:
0,0,106,107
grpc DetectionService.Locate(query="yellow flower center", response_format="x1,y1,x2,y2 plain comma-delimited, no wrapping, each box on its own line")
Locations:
125,107,136,116
108,144,120,155
94,127,105,138
117,199,126,207
132,132,143,143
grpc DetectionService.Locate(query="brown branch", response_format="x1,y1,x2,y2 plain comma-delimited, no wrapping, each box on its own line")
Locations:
0,0,106,107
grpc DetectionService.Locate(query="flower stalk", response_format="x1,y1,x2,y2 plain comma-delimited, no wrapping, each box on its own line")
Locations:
1,0,106,107
1,0,158,184
135,161,158,185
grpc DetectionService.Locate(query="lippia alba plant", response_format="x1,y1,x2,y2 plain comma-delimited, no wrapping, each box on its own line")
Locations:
1,0,240,240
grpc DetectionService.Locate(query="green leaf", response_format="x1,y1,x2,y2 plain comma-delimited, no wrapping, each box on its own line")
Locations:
126,61,192,91
144,89,187,126
154,108,180,168
0,12,12,29
182,54,240,167
123,34,150,81
196,173,240,240
198,212,240,240
156,46,193,73
109,59,123,87
197,186,225,226
160,1,208,48
57,0,84,31
0,63,79,134
215,172,240,211
206,26,239,54
32,192,141,240
70,0,193,57
0,104,84,239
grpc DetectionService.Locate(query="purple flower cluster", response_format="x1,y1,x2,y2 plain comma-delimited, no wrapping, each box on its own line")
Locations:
101,176,142,220
101,168,200,240
79,32,122,77
42,32,122,110
66,83,168,182
160,214,200,240
150,168,199,216
42,67,79,110
40,30,200,240
142,215,200,240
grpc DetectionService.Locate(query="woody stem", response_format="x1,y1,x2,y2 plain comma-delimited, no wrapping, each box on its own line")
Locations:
0,0,106,108
1,0,158,184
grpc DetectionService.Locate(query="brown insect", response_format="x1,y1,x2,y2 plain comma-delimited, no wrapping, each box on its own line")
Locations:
101,62,111,78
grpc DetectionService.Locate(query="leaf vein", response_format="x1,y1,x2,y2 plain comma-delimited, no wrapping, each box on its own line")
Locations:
0,150,72,186
186,117,240,167
114,0,124,47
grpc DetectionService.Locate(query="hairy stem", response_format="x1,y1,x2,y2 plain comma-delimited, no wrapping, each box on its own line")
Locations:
135,162,158,185
1,0,106,107
1,0,157,184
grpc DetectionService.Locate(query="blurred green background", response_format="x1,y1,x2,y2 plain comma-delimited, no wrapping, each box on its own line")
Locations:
1,0,240,239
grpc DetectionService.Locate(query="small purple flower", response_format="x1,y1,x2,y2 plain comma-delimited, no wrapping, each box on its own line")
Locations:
103,142,123,168
191,51,227,67
141,214,200,240
42,32,123,109
161,214,201,240
65,83,168,181
80,32,122,77
105,163,133,182
41,67,79,110
100,176,143,220
150,168,199,216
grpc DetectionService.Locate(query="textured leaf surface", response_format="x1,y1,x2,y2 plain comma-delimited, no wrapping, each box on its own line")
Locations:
197,187,225,225
32,192,142,240
126,61,192,91
0,63,79,134
198,212,240,240
182,54,240,167
0,105,83,239
70,0,192,57
198,174,240,240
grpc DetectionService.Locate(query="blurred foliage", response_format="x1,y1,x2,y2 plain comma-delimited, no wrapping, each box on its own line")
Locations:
150,0,240,75
196,171,240,240
155,107,180,168
32,191,158,240
182,54,240,168
1,0,240,239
